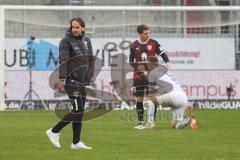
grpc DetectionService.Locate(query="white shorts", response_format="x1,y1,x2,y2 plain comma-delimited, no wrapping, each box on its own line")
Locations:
156,89,188,121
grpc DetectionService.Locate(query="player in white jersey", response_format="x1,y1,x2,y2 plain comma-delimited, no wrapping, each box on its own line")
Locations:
143,56,190,129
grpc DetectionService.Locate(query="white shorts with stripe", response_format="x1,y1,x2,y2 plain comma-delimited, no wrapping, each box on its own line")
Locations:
156,89,188,121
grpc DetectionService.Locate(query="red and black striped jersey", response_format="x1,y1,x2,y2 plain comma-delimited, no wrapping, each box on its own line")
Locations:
129,38,167,81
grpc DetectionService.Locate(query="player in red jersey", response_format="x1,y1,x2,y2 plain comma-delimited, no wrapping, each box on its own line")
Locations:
129,24,170,129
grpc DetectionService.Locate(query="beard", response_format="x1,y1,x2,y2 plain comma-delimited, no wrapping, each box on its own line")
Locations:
73,31,81,36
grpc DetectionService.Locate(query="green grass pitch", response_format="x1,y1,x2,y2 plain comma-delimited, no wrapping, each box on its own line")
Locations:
0,110,240,160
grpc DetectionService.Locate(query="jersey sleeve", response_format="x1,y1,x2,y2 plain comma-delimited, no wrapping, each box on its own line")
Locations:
155,41,165,56
155,41,169,63
59,38,70,80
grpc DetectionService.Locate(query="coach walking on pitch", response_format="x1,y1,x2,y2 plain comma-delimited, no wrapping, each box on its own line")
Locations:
46,17,94,150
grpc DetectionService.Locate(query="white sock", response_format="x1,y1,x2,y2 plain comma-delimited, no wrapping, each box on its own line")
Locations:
146,100,155,123
175,119,189,129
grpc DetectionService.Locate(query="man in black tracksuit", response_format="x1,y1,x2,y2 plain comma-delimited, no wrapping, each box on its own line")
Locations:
46,17,94,150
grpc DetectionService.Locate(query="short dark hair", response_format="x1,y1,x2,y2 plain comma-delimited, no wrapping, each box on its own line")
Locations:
70,17,85,28
137,24,149,34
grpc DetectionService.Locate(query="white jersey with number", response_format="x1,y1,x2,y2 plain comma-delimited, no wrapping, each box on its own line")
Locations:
158,70,182,92
148,65,183,94
148,65,188,121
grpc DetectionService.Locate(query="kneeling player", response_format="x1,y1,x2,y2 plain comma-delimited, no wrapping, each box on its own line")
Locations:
144,56,192,129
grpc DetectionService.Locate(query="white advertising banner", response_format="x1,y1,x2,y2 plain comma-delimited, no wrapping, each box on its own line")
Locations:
4,38,237,101
5,38,235,70
161,38,235,70
173,70,240,100
5,70,240,100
